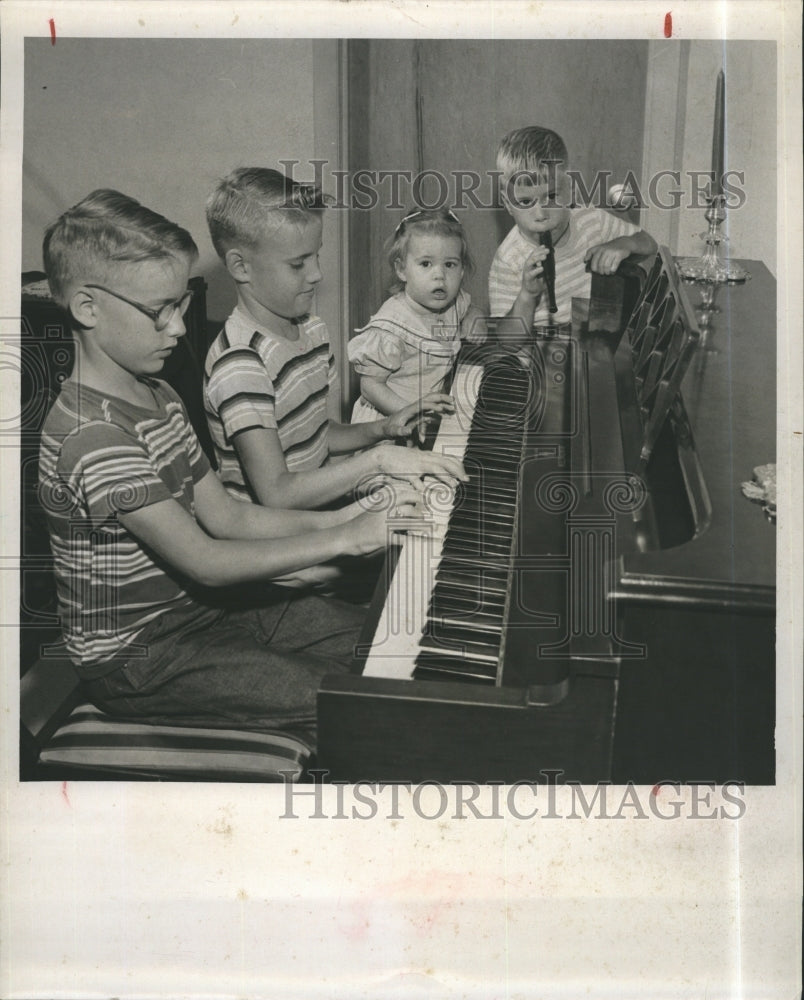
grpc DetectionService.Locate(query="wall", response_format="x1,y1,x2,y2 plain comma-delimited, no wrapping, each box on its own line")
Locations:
641,40,776,275
22,38,345,346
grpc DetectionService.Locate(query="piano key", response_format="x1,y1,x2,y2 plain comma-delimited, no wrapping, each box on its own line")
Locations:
414,649,498,677
426,610,507,632
361,357,528,683
441,534,513,558
419,629,501,657
412,662,497,684
430,584,507,611
444,519,515,541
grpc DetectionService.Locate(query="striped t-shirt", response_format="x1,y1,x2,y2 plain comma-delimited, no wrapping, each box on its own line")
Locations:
204,306,337,502
488,207,639,325
38,379,211,676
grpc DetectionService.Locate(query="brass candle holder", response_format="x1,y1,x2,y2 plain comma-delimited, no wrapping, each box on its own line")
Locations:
676,194,750,285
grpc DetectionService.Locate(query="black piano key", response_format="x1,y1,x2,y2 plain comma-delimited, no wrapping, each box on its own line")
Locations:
441,534,513,559
412,663,495,685
445,512,515,534
413,651,498,681
458,484,518,503
426,610,506,633
447,521,516,540
420,628,501,657
447,511,515,532
437,552,512,572
452,489,518,508
427,608,506,632
429,592,507,620
434,568,509,594
448,505,515,527
454,497,517,515
430,583,507,610
444,520,514,543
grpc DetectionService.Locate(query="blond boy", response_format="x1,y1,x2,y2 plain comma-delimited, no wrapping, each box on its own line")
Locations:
489,127,657,327
204,167,458,509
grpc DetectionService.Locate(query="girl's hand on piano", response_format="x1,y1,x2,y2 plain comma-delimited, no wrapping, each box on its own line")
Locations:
382,393,455,441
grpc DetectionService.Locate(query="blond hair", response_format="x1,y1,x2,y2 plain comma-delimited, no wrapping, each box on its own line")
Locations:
496,126,569,181
43,189,197,307
206,167,328,259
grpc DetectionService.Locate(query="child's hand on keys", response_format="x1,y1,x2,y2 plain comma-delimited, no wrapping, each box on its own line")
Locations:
343,484,426,552
383,393,455,441
374,476,455,540
349,479,432,552
521,246,550,297
372,441,467,485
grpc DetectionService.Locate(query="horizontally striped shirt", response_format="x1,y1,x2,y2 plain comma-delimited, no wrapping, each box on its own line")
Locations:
488,207,639,325
38,379,210,676
204,306,337,502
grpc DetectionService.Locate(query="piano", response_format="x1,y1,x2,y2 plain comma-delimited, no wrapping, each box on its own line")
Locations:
318,250,776,784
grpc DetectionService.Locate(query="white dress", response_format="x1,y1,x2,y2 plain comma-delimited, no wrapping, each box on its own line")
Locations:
348,289,476,423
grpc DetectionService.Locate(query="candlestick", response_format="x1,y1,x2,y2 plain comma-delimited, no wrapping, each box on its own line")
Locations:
676,195,750,284
677,70,749,285
711,69,725,197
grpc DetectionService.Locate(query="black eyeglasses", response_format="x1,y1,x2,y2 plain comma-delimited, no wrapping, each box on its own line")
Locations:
85,284,193,332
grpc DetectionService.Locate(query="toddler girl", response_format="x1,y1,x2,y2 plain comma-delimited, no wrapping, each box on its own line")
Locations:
349,208,485,428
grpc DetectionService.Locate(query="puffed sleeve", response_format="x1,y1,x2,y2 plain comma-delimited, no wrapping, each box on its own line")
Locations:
348,327,405,378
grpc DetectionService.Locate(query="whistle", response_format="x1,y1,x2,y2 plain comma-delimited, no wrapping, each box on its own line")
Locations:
540,231,558,314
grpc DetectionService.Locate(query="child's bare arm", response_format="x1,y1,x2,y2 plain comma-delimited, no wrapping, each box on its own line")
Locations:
234,424,466,509
118,469,421,588
192,467,350,537
359,375,409,417
235,425,375,508
326,395,452,452
584,230,658,275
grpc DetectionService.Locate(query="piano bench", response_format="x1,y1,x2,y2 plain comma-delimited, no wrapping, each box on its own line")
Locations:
20,653,313,783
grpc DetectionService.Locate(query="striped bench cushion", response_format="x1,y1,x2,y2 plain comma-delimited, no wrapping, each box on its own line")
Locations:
39,702,313,782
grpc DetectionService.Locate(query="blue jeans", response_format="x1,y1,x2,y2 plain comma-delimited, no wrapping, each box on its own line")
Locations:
84,592,365,739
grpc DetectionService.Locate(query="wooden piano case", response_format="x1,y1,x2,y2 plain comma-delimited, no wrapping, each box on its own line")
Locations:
317,255,776,785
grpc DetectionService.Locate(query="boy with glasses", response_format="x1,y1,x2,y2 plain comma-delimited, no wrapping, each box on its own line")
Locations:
37,189,450,740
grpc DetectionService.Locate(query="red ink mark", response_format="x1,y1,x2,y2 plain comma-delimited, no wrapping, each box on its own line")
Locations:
651,784,661,797
49,18,56,45
61,781,70,806
664,12,672,38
